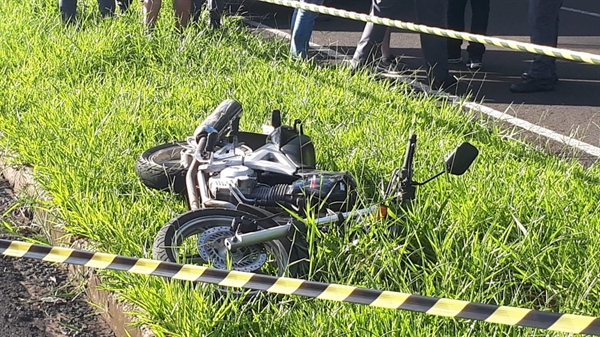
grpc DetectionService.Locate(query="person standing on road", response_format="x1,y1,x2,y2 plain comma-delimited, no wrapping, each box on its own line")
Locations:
510,0,562,93
290,0,325,59
349,0,457,91
447,0,491,70
59,0,131,23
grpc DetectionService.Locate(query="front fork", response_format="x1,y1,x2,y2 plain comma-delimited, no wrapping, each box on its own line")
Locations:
224,222,292,251
223,205,383,251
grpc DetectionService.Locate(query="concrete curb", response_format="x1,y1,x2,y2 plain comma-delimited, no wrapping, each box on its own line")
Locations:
0,159,154,337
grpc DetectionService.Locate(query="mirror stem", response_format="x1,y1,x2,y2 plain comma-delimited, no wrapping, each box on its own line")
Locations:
414,171,444,186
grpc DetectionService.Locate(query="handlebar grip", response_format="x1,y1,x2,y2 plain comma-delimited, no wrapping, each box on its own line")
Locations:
204,132,219,153
271,109,281,128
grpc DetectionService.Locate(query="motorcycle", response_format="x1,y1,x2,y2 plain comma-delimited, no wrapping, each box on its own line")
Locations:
134,99,479,290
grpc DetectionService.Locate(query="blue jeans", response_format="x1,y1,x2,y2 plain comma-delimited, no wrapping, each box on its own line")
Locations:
290,0,324,59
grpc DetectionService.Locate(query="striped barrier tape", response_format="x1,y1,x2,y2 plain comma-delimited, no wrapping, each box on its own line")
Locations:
1,239,599,335
258,0,600,66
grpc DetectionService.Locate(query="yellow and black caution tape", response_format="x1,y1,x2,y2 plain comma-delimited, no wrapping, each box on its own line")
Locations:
1,238,599,335
259,0,600,66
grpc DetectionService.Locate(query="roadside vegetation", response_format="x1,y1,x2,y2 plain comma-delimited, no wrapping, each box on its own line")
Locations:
1,0,599,336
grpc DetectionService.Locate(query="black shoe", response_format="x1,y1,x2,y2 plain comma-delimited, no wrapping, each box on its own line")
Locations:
431,76,457,91
510,77,555,93
430,76,468,96
447,48,462,64
341,58,364,72
431,76,472,96
466,57,482,70
448,56,463,64
521,72,559,83
374,55,408,75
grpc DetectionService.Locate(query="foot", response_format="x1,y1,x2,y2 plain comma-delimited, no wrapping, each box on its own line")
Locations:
521,72,559,83
209,10,222,29
448,56,463,64
374,55,407,75
431,76,457,90
341,58,363,72
431,76,458,93
431,76,471,96
510,77,555,93
466,57,482,70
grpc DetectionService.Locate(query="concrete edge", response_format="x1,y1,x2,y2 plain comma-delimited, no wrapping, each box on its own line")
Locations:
0,159,155,337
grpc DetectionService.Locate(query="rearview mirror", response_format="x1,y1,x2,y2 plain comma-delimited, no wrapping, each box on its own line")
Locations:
445,142,479,176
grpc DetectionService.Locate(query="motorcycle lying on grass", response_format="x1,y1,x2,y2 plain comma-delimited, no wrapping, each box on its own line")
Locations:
135,99,479,290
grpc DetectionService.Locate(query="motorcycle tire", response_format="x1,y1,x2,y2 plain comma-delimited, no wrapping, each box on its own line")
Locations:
152,208,308,294
134,142,188,194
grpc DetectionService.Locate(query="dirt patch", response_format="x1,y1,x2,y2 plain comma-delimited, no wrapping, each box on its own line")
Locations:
0,176,116,337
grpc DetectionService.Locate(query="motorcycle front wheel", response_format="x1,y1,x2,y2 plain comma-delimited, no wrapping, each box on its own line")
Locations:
152,208,307,295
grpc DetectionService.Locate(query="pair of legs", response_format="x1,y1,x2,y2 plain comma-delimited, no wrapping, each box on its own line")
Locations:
352,0,451,86
290,0,324,59
59,0,131,23
447,0,490,64
143,0,223,31
143,0,191,30
510,0,562,92
526,0,562,80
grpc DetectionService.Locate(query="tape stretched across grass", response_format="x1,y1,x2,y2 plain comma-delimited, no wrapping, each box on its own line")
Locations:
258,0,600,66
1,238,598,335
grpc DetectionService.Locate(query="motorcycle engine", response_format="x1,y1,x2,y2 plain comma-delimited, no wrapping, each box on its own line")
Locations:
208,166,257,202
208,166,357,215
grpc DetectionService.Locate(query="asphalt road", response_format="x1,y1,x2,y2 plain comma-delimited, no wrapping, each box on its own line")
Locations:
243,0,600,159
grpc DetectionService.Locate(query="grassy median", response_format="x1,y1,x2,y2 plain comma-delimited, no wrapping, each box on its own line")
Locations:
1,0,599,336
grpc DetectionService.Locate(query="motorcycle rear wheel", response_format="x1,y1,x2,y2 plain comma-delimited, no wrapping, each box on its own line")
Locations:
134,141,188,194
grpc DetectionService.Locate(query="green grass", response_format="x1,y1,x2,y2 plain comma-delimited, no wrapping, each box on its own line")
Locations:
1,0,600,336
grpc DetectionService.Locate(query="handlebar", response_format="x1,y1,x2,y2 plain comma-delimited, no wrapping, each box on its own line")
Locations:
399,134,417,201
385,133,479,205
400,134,416,184
385,134,417,204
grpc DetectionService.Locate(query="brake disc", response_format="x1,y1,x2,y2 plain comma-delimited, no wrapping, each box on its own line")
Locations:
197,226,267,272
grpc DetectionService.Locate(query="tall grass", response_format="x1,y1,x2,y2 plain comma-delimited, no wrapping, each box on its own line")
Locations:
1,0,599,336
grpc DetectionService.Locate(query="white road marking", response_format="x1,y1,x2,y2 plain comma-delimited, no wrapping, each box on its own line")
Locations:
243,18,600,159
461,102,600,158
561,6,600,18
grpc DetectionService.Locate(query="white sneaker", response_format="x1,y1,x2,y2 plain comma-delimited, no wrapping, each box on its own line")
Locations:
466,58,482,70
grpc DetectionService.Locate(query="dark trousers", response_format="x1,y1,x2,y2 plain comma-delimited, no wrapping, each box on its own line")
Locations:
353,0,450,83
192,0,224,27
59,0,131,22
447,0,490,59
527,0,562,79
116,0,131,12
